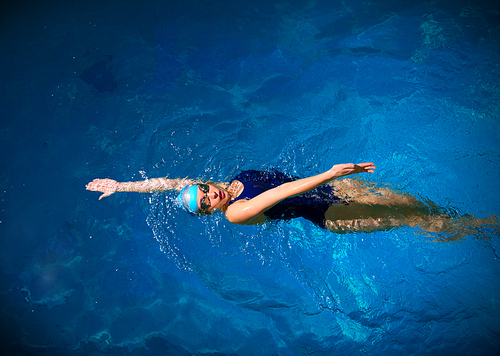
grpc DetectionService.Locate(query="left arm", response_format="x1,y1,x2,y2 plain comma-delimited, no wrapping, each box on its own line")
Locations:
225,163,376,225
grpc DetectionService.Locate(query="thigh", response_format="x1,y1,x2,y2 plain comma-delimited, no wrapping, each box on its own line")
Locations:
333,179,421,206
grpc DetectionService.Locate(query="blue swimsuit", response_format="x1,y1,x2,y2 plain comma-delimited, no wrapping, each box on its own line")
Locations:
228,170,345,227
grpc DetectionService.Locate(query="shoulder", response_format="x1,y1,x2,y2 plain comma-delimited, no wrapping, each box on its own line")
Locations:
225,201,267,225
225,200,247,224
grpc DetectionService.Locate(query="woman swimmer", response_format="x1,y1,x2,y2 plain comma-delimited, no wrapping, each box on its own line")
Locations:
86,162,497,239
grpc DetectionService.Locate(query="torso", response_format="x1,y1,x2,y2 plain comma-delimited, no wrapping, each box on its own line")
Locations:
226,170,345,227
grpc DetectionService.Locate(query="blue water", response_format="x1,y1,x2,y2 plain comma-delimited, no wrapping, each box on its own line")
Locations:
1,0,500,355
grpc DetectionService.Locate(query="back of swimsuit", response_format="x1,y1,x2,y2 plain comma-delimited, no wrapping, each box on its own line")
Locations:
228,170,345,227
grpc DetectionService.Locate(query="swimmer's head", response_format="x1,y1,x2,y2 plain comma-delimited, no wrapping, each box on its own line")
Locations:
177,183,229,215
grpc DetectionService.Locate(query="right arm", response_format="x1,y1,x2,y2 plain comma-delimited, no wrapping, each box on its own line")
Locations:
86,177,194,200
225,163,376,225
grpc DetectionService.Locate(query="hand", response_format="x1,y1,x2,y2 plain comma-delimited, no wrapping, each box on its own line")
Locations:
328,162,376,180
86,178,119,200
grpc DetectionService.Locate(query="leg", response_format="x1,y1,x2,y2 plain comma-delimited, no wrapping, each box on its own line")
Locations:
332,178,421,206
325,203,498,239
324,202,420,233
325,179,498,239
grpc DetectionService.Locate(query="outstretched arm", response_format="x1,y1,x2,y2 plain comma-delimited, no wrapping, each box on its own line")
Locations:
225,163,376,225
86,177,194,200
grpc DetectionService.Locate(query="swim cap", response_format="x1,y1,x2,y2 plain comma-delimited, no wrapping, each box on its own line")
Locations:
177,185,199,214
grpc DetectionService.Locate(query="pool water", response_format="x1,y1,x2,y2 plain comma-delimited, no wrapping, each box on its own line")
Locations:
1,0,499,355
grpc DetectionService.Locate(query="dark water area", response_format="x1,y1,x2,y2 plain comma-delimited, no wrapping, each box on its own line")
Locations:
1,0,500,355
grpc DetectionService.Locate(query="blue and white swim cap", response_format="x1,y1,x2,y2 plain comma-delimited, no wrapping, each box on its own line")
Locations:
177,185,199,214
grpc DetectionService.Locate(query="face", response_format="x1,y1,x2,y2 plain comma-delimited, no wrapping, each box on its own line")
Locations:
196,184,229,213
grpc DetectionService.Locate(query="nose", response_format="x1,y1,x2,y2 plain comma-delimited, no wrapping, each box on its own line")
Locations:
208,190,219,199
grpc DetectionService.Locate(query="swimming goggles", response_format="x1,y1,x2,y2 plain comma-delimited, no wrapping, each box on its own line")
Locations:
198,184,211,211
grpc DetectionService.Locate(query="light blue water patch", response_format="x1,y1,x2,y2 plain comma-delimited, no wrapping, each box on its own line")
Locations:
1,0,500,355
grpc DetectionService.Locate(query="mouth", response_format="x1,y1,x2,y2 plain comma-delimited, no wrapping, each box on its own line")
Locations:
220,191,225,200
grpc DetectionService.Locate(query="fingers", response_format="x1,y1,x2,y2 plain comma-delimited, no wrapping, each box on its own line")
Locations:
86,179,102,191
355,162,375,169
86,183,101,192
338,163,376,175
98,192,110,200
86,178,115,191
87,178,117,200
355,162,376,172
339,162,376,170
